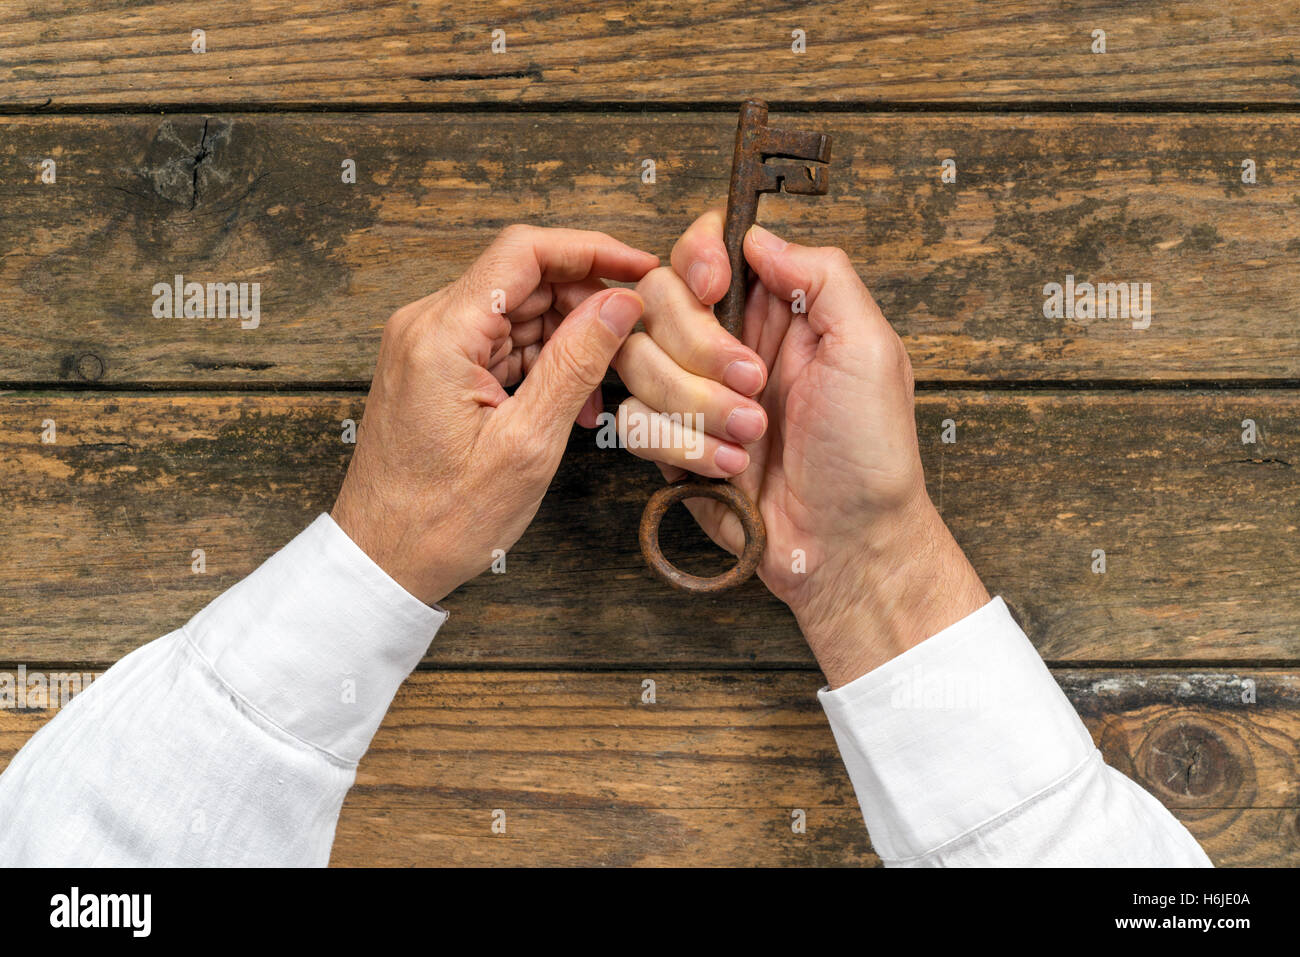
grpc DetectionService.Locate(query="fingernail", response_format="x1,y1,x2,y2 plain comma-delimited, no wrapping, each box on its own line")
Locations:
748,224,787,252
714,444,749,475
687,261,713,300
726,406,766,443
599,292,641,337
723,359,764,396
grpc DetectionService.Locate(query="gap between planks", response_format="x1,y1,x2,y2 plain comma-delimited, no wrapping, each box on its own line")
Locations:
6,102,1300,117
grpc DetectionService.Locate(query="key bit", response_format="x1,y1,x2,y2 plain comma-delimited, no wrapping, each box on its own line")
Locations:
638,99,833,593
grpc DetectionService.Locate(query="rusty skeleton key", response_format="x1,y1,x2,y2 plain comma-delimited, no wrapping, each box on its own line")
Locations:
639,99,832,592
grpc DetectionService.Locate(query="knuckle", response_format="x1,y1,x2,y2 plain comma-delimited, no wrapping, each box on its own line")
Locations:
637,264,677,297
386,298,421,327
685,335,719,375
863,326,910,377
820,246,854,273
651,351,685,397
383,309,411,339
383,305,422,349
684,376,713,419
498,222,533,244
612,331,649,374
523,282,554,313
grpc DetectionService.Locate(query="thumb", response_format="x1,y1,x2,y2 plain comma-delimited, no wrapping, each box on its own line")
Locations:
508,288,643,444
743,224,881,338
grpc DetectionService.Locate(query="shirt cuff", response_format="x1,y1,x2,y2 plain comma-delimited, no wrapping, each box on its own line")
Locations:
183,513,447,765
817,596,1096,863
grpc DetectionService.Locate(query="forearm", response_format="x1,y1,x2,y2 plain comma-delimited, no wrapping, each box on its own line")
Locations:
0,516,444,866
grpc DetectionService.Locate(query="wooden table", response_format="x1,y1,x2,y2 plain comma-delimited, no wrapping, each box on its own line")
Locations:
1,1,1297,866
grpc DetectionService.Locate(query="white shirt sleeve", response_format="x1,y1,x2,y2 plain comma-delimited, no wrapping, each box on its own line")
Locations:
0,514,446,866
818,596,1212,867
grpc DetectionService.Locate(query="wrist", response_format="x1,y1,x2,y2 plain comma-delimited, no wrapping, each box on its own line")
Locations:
330,488,460,607
792,497,990,689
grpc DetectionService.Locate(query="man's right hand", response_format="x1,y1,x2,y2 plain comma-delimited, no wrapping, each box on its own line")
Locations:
618,210,990,686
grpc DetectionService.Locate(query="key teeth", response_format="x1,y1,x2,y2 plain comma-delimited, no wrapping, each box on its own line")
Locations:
803,132,832,165
757,127,833,164
763,160,830,195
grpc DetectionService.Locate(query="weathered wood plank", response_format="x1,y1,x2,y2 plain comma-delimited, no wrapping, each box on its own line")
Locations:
337,668,1296,864
2,113,1298,384
331,809,880,867
2,670,1295,865
1172,810,1300,868
3,2,1298,107
342,670,1300,810
0,391,1295,665
328,807,1298,866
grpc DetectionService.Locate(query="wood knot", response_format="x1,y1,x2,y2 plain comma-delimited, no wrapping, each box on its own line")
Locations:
138,117,233,210
1140,721,1240,804
65,352,105,381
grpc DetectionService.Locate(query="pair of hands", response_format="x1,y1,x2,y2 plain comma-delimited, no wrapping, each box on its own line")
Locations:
331,212,988,686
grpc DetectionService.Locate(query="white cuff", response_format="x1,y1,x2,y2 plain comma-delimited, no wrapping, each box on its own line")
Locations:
818,596,1096,863
183,514,447,765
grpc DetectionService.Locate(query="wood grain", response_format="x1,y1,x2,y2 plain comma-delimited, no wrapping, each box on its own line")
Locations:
1,669,1294,865
0,391,1294,666
337,667,1300,865
3,2,1299,108
2,113,1298,385
328,807,1300,867
331,808,879,867
3,0,1295,872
